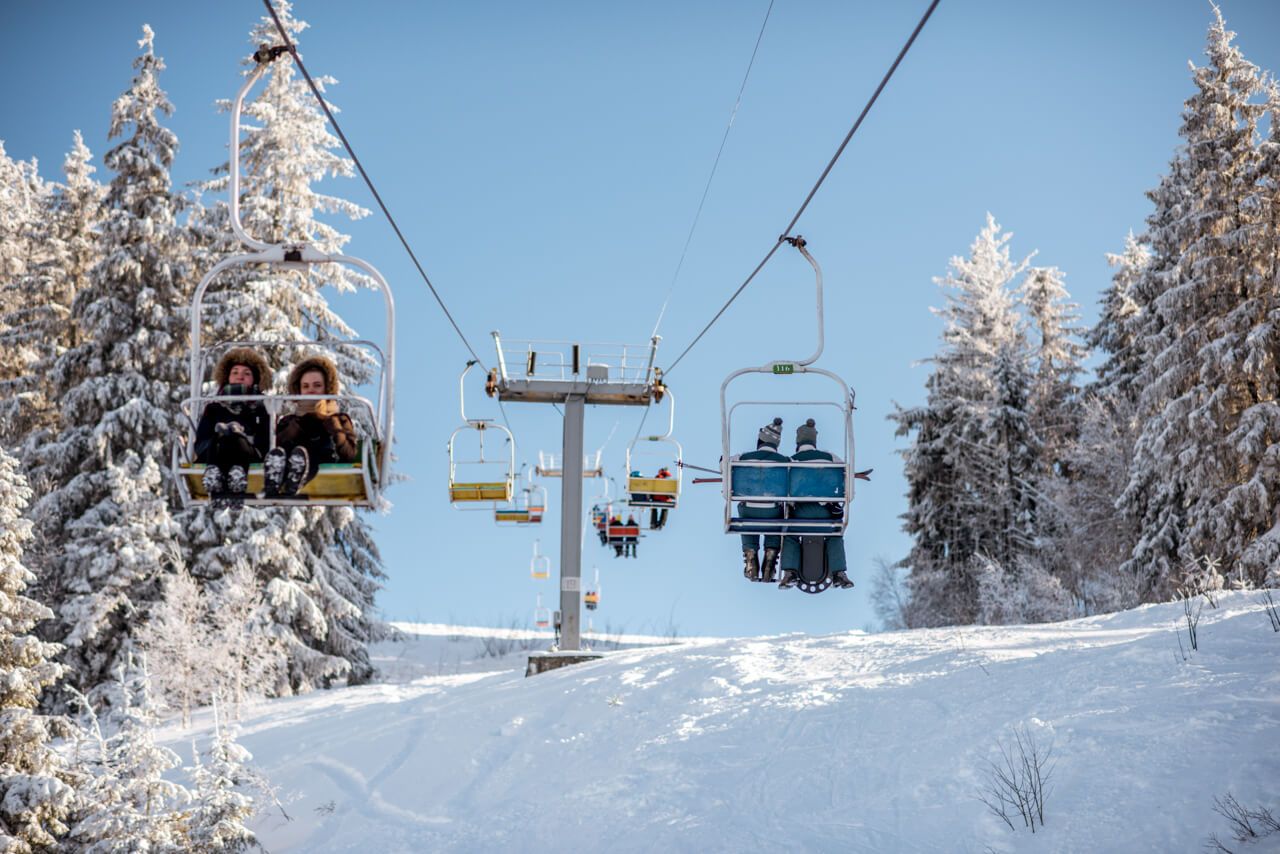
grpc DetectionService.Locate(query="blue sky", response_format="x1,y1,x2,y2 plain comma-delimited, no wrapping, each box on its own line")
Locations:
3,1,1278,636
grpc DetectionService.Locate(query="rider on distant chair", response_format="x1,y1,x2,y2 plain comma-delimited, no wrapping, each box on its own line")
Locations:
734,418,788,582
777,419,853,590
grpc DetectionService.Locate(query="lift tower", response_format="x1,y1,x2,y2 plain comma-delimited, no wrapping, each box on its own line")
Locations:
487,334,664,669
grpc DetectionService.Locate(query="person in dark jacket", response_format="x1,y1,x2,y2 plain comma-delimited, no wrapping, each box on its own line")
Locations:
195,347,271,502
778,418,853,590
264,354,359,496
734,417,788,582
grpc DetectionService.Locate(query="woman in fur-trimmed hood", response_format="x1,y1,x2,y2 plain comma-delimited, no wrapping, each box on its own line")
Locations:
265,353,360,496
284,354,340,396
213,346,271,392
194,347,272,501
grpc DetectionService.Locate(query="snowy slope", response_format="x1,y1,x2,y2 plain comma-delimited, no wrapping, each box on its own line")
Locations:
162,594,1280,852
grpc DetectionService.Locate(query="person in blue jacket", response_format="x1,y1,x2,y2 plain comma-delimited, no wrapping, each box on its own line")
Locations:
733,417,788,582
778,418,854,590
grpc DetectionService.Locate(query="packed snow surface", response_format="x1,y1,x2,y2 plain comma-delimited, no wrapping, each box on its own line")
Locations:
163,594,1280,852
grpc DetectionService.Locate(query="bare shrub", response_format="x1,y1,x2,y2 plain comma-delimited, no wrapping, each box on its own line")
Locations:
976,725,1054,833
1177,589,1204,653
1261,591,1280,633
1204,793,1280,852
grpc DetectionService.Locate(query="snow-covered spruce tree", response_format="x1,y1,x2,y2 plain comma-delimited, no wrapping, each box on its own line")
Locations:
0,142,49,447
891,215,1051,626
180,0,387,695
1046,236,1152,613
1218,75,1280,588
0,133,103,468
1091,233,1151,408
0,447,77,852
1,132,104,488
1020,265,1086,477
1120,8,1271,598
69,661,193,851
184,708,262,853
31,26,187,695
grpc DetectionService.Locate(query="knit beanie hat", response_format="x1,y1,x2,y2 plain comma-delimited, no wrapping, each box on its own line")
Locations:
758,417,783,449
796,418,818,447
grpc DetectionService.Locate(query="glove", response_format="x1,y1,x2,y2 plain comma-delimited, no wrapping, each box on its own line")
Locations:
214,422,246,437
314,399,339,419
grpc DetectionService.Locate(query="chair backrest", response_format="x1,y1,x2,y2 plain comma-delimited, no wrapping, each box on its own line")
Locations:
788,464,845,499
729,463,789,499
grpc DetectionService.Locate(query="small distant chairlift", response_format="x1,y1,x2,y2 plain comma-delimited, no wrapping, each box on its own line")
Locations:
537,449,604,479
449,362,515,506
625,389,682,520
721,238,856,594
175,47,394,508
584,567,601,611
494,466,547,525
530,539,551,581
533,593,552,630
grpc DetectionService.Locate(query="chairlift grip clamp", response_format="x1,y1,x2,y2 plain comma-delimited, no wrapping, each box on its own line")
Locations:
781,234,807,249
253,44,292,66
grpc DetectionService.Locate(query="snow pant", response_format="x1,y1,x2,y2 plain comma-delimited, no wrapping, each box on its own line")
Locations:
738,503,782,551
278,422,338,481
650,507,669,529
780,504,846,573
201,433,261,470
780,536,847,574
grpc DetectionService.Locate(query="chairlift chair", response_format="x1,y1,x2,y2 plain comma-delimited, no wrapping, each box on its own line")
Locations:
174,49,394,509
626,389,682,516
720,239,855,594
537,449,604,479
584,567,601,610
533,594,552,630
449,362,516,506
495,465,545,525
530,539,551,581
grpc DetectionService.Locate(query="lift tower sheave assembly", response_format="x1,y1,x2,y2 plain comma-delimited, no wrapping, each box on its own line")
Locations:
488,333,663,671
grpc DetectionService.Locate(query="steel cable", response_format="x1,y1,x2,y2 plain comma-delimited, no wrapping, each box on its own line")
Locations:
262,0,489,370
663,0,942,376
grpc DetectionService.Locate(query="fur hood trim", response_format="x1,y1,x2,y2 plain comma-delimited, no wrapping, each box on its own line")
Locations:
286,355,341,395
213,347,270,389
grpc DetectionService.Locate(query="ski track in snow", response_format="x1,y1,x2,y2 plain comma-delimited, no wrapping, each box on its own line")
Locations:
160,595,1280,852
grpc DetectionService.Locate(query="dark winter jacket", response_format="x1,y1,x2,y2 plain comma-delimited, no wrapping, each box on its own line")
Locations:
194,348,271,463
791,445,842,519
276,354,359,463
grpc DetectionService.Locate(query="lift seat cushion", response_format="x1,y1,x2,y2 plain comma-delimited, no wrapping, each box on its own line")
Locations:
628,476,678,495
180,462,368,502
450,482,512,502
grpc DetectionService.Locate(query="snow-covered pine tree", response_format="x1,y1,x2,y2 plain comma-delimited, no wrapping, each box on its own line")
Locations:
0,142,49,447
1049,237,1153,613
1,132,104,486
183,706,262,853
180,0,388,696
1091,233,1151,407
1020,265,1086,477
891,215,1048,626
31,26,187,694
0,446,77,852
69,661,193,851
1120,8,1270,598
1214,74,1280,588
